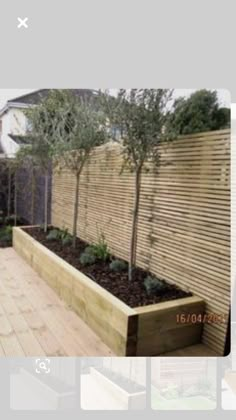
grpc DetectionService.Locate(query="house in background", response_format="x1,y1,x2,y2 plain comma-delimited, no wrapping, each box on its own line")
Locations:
0,89,96,158
0,88,98,223
0,90,51,158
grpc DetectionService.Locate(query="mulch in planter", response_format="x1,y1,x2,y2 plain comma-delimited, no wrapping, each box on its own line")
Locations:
25,227,192,308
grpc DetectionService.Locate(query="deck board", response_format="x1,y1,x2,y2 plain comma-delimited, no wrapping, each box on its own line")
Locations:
0,248,114,357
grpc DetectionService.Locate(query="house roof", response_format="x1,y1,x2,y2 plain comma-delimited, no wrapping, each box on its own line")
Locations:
8,89,51,105
8,89,96,105
0,89,98,116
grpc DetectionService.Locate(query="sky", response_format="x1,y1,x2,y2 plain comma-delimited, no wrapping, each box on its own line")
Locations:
0,88,231,110
0,89,35,109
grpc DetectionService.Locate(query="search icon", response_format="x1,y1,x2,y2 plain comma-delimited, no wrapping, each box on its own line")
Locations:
39,362,47,370
35,358,51,374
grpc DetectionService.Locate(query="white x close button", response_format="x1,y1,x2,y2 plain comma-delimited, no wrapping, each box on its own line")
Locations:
17,17,29,29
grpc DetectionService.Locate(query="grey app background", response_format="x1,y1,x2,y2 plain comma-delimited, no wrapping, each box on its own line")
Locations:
0,0,234,97
0,0,235,418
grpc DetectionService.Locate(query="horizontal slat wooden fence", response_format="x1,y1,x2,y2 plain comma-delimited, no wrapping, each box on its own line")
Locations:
52,129,230,355
231,121,236,323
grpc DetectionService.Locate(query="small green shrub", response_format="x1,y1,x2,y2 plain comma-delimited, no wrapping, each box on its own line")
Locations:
5,215,15,224
61,234,72,246
91,243,110,261
5,225,12,235
84,246,97,256
5,215,23,226
0,225,13,243
90,233,110,262
79,234,110,266
144,275,168,296
80,251,97,266
110,259,127,272
60,228,72,246
46,229,61,241
46,227,72,246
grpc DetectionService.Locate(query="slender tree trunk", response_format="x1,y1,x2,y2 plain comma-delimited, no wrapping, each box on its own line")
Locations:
14,172,17,226
7,166,11,218
31,168,36,225
44,173,49,233
72,171,80,248
128,166,142,281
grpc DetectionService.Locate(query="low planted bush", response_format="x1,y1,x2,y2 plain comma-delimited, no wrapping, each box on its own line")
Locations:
79,246,97,265
144,275,169,296
79,251,97,266
79,235,110,266
109,259,127,272
0,225,13,245
0,213,25,227
5,215,18,226
90,234,110,262
46,228,61,241
46,227,72,247
60,228,73,246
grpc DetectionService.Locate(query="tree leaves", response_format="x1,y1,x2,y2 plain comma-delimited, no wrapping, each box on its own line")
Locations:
166,89,230,136
102,89,172,171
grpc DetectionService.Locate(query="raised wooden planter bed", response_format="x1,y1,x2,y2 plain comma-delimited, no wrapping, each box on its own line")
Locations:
90,367,146,409
13,227,205,356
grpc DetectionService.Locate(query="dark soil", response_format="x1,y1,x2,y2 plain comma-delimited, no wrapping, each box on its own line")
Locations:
25,227,192,308
94,367,146,393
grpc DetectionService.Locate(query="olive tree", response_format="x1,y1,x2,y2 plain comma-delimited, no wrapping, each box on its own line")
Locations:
56,92,108,248
104,89,172,281
24,91,66,232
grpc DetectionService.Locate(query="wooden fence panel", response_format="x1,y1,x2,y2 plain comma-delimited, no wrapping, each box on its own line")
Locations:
52,129,230,355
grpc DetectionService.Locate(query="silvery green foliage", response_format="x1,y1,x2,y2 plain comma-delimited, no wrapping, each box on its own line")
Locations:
79,250,97,266
46,227,72,246
144,275,168,296
46,228,60,241
101,89,173,281
54,91,109,173
109,259,127,272
51,90,109,248
102,89,173,171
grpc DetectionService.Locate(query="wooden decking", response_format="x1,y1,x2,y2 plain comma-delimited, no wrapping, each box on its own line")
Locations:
0,248,217,358
0,248,114,357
